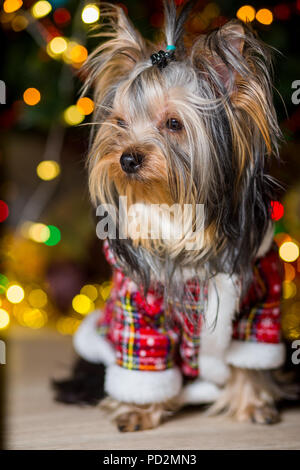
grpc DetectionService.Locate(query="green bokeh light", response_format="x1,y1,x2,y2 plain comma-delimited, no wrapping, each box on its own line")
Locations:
44,225,61,246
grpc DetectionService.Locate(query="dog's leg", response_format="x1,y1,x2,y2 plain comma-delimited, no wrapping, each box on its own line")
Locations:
101,397,181,432
209,366,280,424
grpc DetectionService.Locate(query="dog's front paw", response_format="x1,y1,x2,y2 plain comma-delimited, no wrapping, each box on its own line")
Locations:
250,404,280,425
116,409,160,432
101,397,179,432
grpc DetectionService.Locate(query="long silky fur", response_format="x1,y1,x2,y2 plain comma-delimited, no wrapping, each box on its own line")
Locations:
84,1,282,316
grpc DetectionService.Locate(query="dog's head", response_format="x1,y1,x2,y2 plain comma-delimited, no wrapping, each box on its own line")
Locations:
85,1,280,278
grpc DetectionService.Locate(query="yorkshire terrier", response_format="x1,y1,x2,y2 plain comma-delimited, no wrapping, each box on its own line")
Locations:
54,1,286,432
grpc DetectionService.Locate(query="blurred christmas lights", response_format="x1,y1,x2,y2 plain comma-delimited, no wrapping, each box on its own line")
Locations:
11,14,28,31
77,97,94,115
53,7,71,26
0,200,9,222
31,1,52,19
69,44,88,64
271,201,284,221
44,225,61,246
6,285,25,304
3,0,23,14
72,294,92,314
28,289,47,308
37,160,60,181
64,105,84,125
23,87,41,106
81,4,100,24
279,241,299,263
0,309,10,329
28,223,50,243
256,8,273,25
283,280,297,300
47,36,68,56
236,5,256,23
80,284,98,301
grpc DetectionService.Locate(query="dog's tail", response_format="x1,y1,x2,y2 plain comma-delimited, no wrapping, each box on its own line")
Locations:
52,357,106,406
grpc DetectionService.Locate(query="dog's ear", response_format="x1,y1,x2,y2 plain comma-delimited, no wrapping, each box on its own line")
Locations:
82,5,147,105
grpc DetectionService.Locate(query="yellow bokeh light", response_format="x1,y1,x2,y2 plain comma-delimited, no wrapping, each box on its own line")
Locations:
28,223,50,243
256,8,273,25
31,1,52,19
0,309,10,329
282,281,297,300
48,36,68,55
56,317,81,335
11,14,28,31
70,44,88,64
3,0,23,14
99,281,112,301
28,289,47,308
81,4,100,24
72,294,92,314
279,241,299,263
37,160,60,181
23,308,47,329
236,5,256,22
64,105,84,125
77,97,94,115
80,284,98,301
23,87,41,106
284,263,295,282
6,285,24,304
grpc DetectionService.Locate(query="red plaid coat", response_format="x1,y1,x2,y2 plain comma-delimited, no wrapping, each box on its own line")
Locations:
94,241,283,379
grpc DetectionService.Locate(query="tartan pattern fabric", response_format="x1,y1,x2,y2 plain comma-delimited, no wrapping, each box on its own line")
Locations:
96,241,283,378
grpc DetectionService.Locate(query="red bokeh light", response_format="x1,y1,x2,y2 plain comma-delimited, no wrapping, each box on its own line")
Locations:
0,200,9,222
53,8,71,26
271,200,284,221
274,4,291,20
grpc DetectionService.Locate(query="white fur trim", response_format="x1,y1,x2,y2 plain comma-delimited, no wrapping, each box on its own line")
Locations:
180,380,221,405
105,364,182,404
199,273,239,385
226,340,286,369
256,222,274,258
73,311,115,365
199,356,230,386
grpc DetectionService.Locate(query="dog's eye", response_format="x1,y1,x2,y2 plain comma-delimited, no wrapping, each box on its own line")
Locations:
166,118,183,132
116,118,127,128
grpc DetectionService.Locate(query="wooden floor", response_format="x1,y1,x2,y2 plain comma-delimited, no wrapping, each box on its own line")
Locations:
4,327,300,450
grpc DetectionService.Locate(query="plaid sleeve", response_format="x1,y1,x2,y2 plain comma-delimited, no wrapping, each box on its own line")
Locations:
232,246,283,344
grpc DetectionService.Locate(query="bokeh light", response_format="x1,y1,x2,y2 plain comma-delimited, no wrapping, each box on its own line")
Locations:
236,5,256,22
271,200,284,221
31,1,52,19
56,317,80,335
63,105,84,125
99,281,112,301
36,160,60,181
28,289,47,308
44,225,61,246
0,200,9,222
76,97,94,115
70,44,88,64
0,274,9,295
72,294,92,314
81,4,100,24
80,284,98,301
28,223,50,243
282,281,297,300
23,308,47,329
3,0,23,14
0,309,10,329
284,263,296,282
11,14,28,31
23,87,41,106
47,36,68,56
6,285,25,304
279,241,299,263
256,8,273,25
53,7,71,26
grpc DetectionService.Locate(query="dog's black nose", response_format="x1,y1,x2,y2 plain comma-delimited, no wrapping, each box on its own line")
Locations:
120,153,143,174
